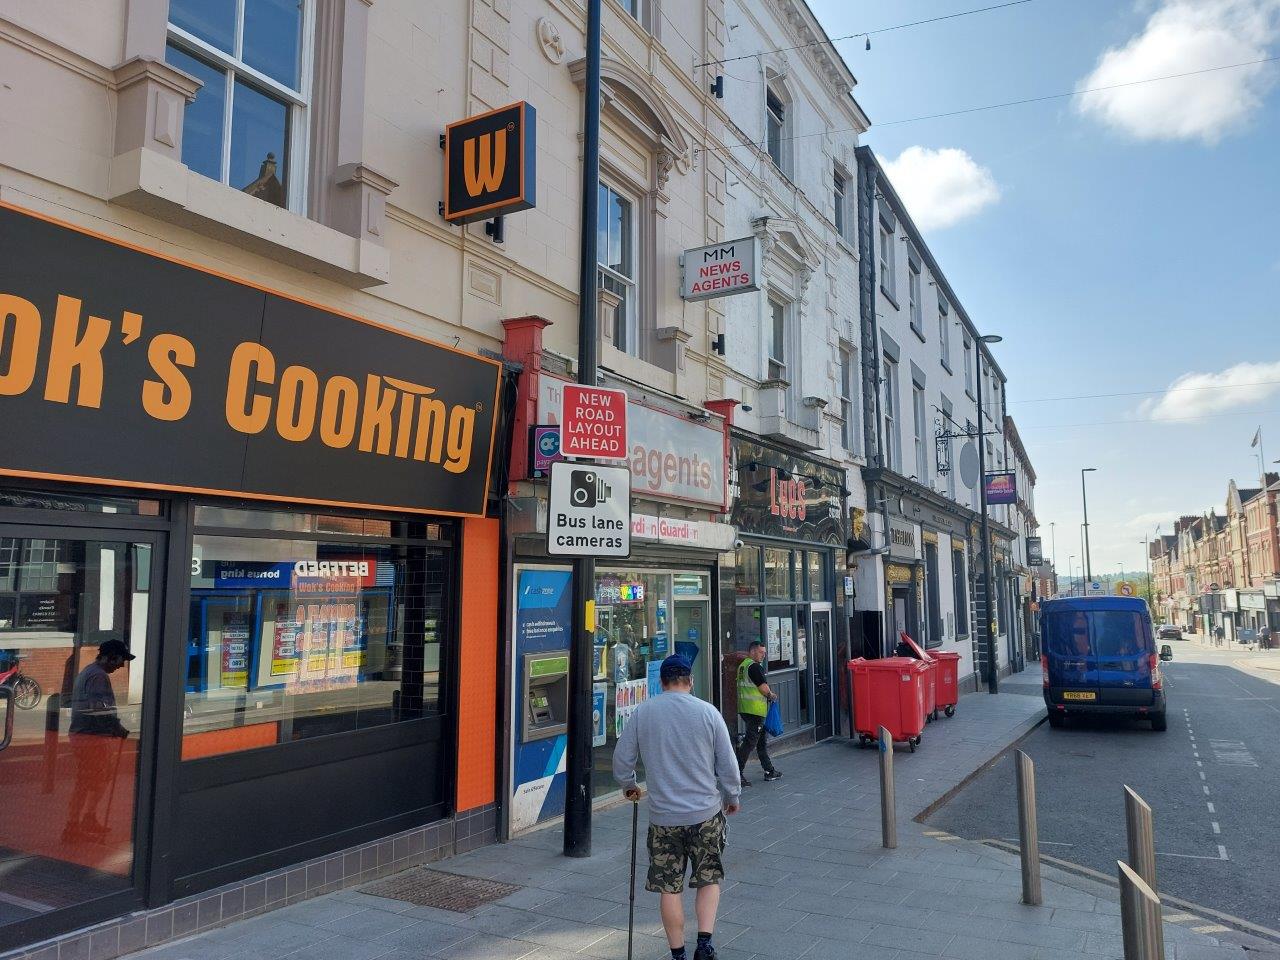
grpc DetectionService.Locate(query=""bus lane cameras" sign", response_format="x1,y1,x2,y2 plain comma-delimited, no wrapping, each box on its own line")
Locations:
547,462,631,557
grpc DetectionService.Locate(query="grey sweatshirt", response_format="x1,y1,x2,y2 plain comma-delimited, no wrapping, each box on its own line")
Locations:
612,690,742,826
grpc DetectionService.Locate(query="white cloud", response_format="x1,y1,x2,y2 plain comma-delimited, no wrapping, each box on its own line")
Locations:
1075,0,1280,144
881,146,1000,231
1138,361,1280,420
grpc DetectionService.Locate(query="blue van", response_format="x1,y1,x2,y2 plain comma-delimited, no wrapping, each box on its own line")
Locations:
1039,597,1167,731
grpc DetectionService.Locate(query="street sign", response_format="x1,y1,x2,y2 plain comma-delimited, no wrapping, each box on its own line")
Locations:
547,461,631,557
1115,580,1135,597
679,237,761,302
560,384,628,459
1087,581,1105,596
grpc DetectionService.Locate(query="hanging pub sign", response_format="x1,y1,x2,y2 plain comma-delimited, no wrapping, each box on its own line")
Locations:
442,101,537,224
984,471,1018,505
679,237,761,302
1026,536,1044,566
0,202,501,517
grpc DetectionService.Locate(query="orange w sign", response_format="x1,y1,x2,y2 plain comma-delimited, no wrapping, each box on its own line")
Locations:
443,101,537,224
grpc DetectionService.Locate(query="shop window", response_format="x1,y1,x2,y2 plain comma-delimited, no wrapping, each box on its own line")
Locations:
954,548,969,636
806,551,827,601
925,542,942,648
735,544,762,599
764,548,793,599
182,509,452,759
0,488,162,515
166,0,312,211
593,569,712,797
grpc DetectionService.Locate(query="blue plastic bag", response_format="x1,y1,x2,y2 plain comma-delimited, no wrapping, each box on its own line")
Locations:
764,700,784,737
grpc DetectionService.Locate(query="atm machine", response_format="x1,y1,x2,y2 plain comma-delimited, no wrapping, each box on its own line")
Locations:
521,652,569,741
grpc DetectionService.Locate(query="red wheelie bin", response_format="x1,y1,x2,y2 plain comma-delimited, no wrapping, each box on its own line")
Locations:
848,657,930,751
897,632,937,722
932,651,962,717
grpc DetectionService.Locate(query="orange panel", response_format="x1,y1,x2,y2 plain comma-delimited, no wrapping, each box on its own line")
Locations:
455,516,500,811
180,722,279,760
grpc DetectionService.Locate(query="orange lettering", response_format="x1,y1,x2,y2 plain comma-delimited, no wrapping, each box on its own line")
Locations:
0,293,41,396
142,333,196,421
225,342,275,434
43,295,109,407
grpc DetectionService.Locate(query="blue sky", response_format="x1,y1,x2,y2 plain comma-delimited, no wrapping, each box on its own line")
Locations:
807,0,1280,578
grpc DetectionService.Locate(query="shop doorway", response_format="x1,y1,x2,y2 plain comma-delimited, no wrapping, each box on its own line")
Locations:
891,587,914,638
810,606,833,741
0,524,164,943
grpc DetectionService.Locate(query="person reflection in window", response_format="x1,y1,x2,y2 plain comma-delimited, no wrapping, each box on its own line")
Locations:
64,639,133,843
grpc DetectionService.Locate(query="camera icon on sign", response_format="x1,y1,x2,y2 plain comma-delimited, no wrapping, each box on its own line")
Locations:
570,470,611,508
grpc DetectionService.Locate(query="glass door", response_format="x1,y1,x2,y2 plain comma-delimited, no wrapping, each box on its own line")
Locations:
0,526,163,941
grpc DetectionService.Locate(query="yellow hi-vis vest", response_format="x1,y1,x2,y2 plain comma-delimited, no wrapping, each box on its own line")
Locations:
737,658,768,717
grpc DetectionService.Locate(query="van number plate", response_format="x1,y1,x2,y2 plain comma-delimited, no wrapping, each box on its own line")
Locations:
1062,691,1097,701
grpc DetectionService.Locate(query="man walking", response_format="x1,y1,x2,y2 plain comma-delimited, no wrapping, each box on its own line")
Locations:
65,639,133,841
614,655,740,960
735,640,780,785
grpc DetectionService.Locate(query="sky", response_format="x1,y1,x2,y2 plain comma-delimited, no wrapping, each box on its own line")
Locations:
803,0,1280,579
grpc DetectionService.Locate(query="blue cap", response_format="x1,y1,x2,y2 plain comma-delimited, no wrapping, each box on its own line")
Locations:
659,654,693,682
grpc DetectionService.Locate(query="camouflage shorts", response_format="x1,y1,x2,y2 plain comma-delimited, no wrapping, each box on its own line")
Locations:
645,813,727,894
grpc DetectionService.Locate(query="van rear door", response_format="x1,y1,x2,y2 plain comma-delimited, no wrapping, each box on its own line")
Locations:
1092,609,1156,706
1043,610,1097,701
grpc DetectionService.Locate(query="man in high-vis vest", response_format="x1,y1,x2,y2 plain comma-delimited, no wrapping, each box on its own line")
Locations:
735,640,781,785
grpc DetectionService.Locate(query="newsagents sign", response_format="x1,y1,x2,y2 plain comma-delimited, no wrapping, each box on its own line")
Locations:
679,237,761,302
0,203,501,517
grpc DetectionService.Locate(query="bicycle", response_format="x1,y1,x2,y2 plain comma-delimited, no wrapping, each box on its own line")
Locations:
0,657,42,710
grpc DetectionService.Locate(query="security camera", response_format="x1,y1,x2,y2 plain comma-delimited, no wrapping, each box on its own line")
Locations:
733,539,745,550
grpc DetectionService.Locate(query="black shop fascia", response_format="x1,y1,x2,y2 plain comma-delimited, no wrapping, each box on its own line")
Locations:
726,435,848,746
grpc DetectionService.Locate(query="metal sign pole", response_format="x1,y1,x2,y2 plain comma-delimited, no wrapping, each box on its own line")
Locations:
563,0,602,860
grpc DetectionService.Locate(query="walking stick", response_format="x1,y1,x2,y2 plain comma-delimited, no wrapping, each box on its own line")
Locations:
627,796,639,960
103,734,127,825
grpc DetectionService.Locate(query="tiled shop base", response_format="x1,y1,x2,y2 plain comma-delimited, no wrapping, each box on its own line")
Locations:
2,804,497,960
363,868,519,912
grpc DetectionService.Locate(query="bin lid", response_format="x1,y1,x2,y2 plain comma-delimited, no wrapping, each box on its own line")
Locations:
898,631,935,663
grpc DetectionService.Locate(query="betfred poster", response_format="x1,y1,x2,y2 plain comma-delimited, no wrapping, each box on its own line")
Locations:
220,613,251,688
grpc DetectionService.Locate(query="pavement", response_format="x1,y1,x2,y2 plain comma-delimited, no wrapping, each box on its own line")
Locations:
124,676,1265,960
929,642,1280,940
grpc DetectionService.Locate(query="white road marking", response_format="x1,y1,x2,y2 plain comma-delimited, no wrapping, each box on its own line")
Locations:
1207,802,1216,813
1196,761,1203,767
1204,786,1211,795
1199,771,1207,781
1218,844,1229,860
1158,849,1229,861
1211,822,1221,834
1209,740,1258,767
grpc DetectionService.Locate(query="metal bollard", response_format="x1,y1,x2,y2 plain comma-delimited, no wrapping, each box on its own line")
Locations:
878,725,897,849
1015,750,1042,905
1118,860,1166,960
1124,786,1158,890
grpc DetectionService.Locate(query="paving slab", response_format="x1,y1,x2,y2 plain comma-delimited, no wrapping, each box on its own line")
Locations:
124,683,1261,960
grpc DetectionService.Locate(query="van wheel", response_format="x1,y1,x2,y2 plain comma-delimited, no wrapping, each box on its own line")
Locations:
1151,712,1168,732
1047,711,1065,729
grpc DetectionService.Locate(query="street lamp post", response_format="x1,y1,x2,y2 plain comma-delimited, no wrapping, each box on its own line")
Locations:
1081,468,1098,584
976,333,1002,694
1068,555,1075,597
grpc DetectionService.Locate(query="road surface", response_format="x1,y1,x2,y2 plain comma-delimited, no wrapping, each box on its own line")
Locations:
927,639,1280,932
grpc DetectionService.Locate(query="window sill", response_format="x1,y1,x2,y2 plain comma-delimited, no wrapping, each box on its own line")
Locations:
836,235,856,257
880,287,899,309
941,359,953,375
911,323,926,345
108,147,391,288
965,389,976,403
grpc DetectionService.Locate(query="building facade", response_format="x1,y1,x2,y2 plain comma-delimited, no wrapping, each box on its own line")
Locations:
852,147,1018,689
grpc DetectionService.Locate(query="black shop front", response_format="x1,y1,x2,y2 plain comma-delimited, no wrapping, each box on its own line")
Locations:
0,202,503,954
723,436,848,745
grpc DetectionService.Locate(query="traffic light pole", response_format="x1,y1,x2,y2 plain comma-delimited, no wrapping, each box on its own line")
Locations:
564,0,602,860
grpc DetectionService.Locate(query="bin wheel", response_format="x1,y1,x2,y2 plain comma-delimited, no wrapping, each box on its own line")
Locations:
932,709,939,722
925,712,932,724
909,737,919,752
944,705,955,718
858,734,870,748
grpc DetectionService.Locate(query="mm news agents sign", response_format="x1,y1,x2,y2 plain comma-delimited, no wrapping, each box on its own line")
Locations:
680,237,761,302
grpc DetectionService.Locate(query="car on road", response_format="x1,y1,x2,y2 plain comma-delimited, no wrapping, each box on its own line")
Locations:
1158,625,1182,642
1040,596,1167,731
